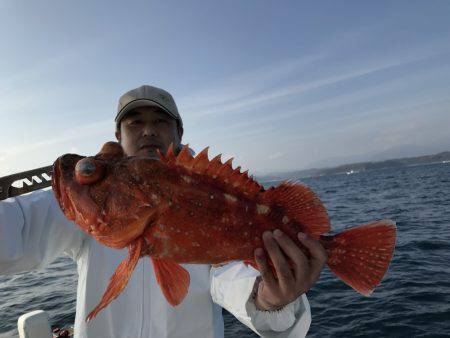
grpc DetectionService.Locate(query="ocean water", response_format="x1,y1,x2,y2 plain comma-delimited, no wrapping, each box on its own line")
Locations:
1,163,449,337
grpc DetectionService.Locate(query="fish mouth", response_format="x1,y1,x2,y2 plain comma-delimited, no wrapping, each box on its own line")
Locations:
52,158,62,204
52,157,75,219
52,154,84,220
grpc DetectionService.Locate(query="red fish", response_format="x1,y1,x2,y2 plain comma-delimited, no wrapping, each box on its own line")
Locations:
52,141,396,322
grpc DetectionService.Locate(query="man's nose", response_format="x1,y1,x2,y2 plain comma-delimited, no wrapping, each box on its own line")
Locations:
142,123,157,137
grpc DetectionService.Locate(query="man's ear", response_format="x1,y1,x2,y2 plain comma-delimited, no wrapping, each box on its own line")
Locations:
177,125,183,140
175,143,182,155
115,130,121,143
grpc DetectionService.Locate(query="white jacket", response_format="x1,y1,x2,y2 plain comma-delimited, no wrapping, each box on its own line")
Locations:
0,189,311,338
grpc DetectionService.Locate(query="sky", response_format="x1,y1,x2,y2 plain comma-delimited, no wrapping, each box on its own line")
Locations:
0,0,449,177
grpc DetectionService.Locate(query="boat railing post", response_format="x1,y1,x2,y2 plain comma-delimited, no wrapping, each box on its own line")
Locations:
17,310,52,338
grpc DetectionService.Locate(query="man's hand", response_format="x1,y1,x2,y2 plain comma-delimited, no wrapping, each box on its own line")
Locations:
253,230,327,311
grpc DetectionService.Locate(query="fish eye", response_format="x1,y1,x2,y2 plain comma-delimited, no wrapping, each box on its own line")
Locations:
75,158,105,185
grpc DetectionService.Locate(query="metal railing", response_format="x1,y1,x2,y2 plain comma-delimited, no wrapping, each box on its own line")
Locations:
0,165,53,201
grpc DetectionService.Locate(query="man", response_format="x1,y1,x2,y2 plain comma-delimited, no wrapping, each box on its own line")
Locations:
0,85,327,338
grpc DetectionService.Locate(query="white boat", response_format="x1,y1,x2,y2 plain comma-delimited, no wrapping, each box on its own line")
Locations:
10,311,73,338
346,170,359,175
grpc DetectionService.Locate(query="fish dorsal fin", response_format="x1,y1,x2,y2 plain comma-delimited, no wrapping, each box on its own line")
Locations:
160,145,262,197
192,147,210,174
175,144,195,170
262,182,330,236
205,154,223,176
158,143,177,165
151,257,190,306
166,143,176,159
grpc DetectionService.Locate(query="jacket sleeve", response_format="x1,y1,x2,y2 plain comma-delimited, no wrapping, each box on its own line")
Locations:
210,261,311,338
0,188,86,275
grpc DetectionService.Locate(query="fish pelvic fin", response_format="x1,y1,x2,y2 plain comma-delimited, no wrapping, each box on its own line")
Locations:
86,237,144,322
262,182,331,236
321,220,397,296
151,257,190,306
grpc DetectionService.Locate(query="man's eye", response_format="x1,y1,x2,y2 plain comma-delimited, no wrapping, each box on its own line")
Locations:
156,119,168,124
129,120,142,125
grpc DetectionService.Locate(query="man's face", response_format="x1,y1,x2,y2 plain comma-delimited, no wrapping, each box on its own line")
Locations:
115,106,181,158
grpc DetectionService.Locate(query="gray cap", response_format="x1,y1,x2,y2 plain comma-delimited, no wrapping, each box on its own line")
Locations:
115,85,183,134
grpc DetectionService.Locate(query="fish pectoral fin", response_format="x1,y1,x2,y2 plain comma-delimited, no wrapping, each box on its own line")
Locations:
86,238,143,322
151,257,190,306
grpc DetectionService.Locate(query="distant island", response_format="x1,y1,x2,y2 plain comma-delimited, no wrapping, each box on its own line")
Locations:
258,151,450,182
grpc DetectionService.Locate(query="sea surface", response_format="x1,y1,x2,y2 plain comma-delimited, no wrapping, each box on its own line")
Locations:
1,163,449,337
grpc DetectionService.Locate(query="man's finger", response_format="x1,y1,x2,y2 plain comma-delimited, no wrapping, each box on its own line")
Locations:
272,229,308,279
254,247,277,288
262,231,294,287
298,233,328,282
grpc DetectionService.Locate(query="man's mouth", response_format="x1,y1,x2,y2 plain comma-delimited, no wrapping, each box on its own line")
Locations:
139,144,161,150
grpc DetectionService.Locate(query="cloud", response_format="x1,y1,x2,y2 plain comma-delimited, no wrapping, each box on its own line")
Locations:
177,26,379,112
282,98,450,144
178,53,325,111
2,119,112,157
183,50,447,121
178,27,385,117
190,62,449,141
1,36,105,89
0,37,106,117
267,152,285,161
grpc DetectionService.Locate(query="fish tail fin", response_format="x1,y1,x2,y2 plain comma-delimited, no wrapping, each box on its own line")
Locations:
86,238,143,322
321,220,396,296
151,257,190,306
262,182,331,236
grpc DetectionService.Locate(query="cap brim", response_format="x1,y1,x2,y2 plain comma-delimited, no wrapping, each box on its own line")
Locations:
115,99,178,125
